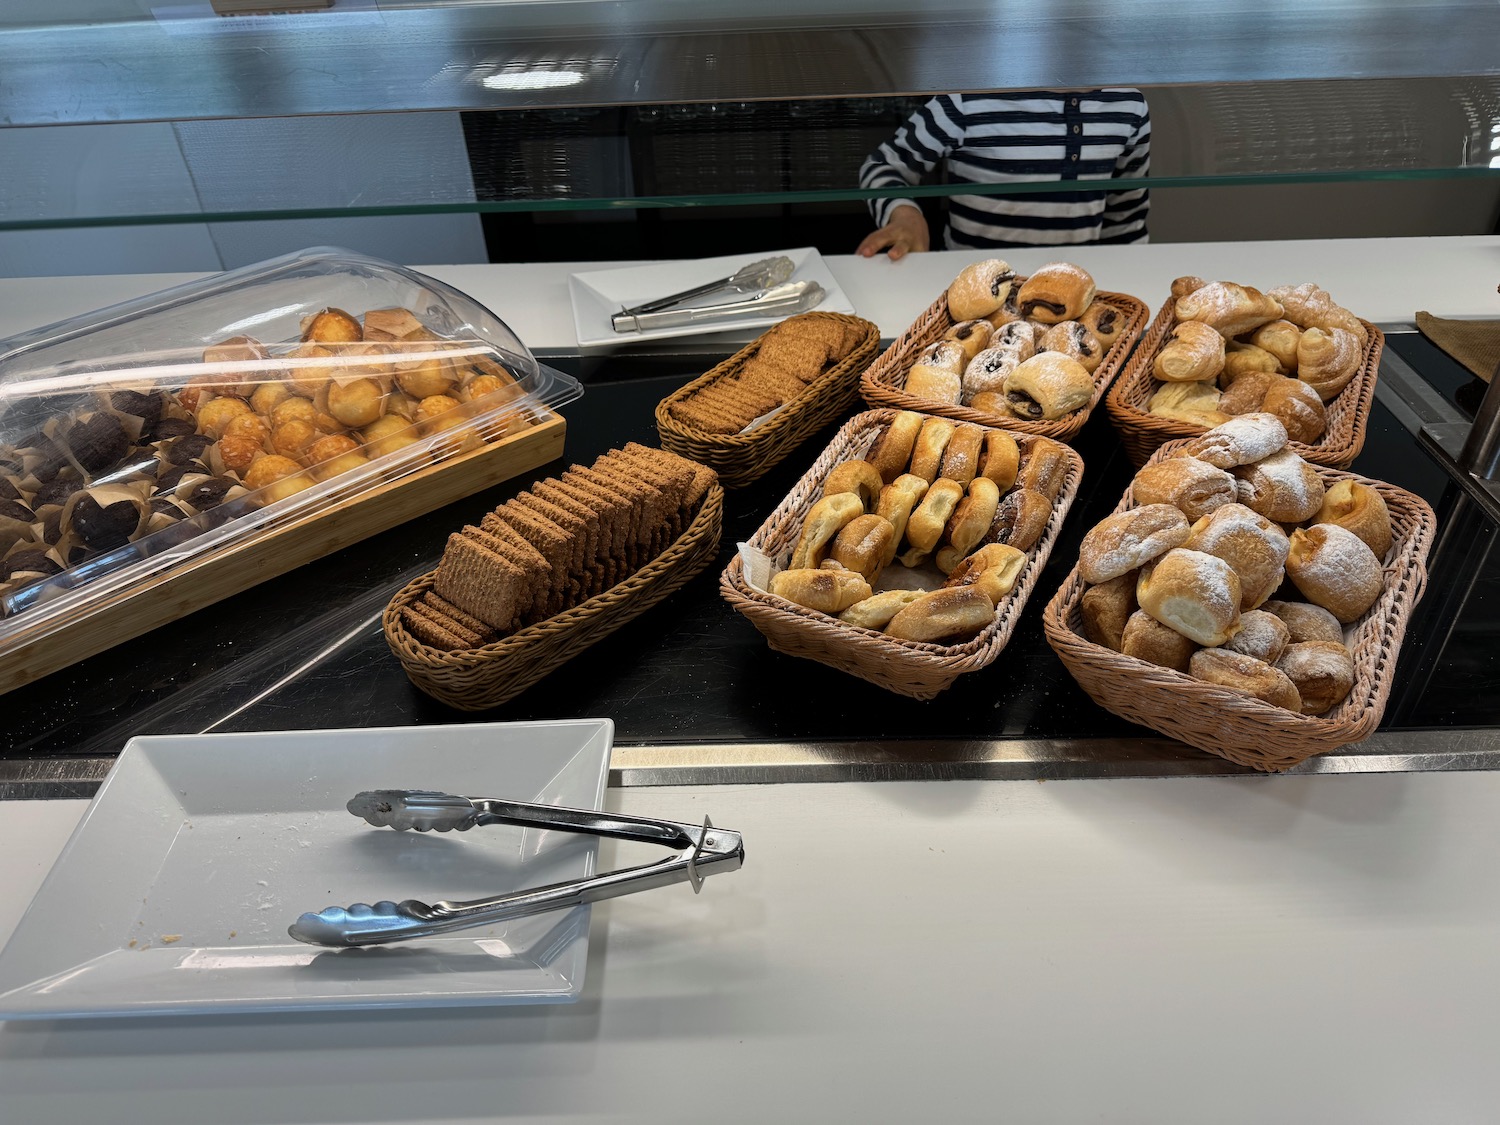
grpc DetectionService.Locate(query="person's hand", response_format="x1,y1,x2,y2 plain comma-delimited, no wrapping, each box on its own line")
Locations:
856,205,930,260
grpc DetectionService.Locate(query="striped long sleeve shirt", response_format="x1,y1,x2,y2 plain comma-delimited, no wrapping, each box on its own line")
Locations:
859,90,1150,248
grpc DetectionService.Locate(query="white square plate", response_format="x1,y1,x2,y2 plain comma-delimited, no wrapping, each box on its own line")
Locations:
0,719,614,1019
568,246,856,349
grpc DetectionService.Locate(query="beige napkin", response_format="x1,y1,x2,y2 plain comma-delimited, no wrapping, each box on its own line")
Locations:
1415,311,1500,383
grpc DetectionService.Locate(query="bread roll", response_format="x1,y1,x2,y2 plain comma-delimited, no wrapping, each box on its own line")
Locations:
1153,321,1225,383
1313,479,1393,560
1038,321,1104,373
1137,548,1242,646
1080,571,1138,651
1080,301,1125,348
1259,377,1328,444
1262,599,1345,645
939,477,1002,565
987,488,1053,552
822,459,884,511
1276,640,1355,715
948,260,1018,322
1017,262,1096,324
1220,609,1291,664
839,588,925,630
1233,449,1326,524
770,567,872,614
1078,504,1192,585
1120,609,1199,672
885,586,996,643
1296,327,1362,401
976,429,1021,490
1016,437,1072,501
944,319,995,361
906,363,962,405
1184,502,1291,610
1285,523,1384,623
1148,381,1230,428
1182,413,1288,469
908,418,956,482
939,424,986,486
1130,457,1237,521
1188,648,1302,711
905,477,965,553
1175,281,1284,338
867,411,924,484
874,474,930,567
1004,353,1093,420
943,542,1027,603
830,514,896,582
789,493,864,570
1248,320,1303,372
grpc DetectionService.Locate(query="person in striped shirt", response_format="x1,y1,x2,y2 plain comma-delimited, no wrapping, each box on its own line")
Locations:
856,90,1151,259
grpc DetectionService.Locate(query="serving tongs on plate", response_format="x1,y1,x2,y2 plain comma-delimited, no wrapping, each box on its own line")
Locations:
610,255,822,333
288,790,745,947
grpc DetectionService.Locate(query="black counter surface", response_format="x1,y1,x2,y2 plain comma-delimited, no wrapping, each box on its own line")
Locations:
3,336,1496,774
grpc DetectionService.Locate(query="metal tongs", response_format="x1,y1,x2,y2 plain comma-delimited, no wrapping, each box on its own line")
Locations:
610,255,822,333
287,791,745,947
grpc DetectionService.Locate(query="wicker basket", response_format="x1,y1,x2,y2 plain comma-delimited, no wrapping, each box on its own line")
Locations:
655,311,881,488
721,408,1084,699
858,284,1149,444
1041,440,1436,772
384,483,724,710
1104,293,1383,469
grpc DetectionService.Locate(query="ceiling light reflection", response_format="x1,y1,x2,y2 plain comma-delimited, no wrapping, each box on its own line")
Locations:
483,70,587,92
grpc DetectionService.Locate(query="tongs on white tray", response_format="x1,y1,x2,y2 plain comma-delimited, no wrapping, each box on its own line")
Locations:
288,791,745,947
610,254,823,333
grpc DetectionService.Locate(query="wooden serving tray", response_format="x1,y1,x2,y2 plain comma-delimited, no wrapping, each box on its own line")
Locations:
0,412,566,694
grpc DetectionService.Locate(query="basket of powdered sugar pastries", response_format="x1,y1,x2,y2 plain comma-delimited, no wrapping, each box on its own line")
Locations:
859,259,1148,444
654,310,880,488
720,406,1082,699
1041,413,1436,772
1104,276,1382,470
384,442,723,710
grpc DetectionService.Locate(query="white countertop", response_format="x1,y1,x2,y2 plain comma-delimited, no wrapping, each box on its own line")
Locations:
4,772,1500,1124
3,236,1499,351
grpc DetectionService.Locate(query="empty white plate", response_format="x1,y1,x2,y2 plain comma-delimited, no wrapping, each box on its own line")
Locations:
0,719,614,1019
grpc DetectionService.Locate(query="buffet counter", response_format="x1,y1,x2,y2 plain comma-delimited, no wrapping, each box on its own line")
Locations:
2,238,1499,1121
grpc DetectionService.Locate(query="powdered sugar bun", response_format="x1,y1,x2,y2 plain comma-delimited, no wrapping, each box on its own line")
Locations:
1183,502,1290,610
1233,449,1326,524
990,319,1038,360
1130,456,1237,521
1220,609,1291,664
1078,504,1191,584
1261,599,1345,645
1137,548,1243,647
1181,413,1288,469
1285,523,1383,623
913,339,967,373
1275,640,1355,714
948,260,1018,322
1188,648,1302,711
962,345,1021,399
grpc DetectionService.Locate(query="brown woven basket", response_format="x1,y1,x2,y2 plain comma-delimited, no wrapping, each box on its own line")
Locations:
1042,440,1436,772
858,284,1149,444
384,482,724,710
655,311,881,488
721,408,1084,699
1104,292,1383,469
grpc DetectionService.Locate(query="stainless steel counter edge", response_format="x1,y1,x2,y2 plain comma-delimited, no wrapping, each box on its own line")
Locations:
6,729,1497,800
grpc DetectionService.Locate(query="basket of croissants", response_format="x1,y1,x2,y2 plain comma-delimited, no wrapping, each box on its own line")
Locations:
1043,413,1436,772
860,260,1149,444
722,407,1082,699
1104,276,1382,469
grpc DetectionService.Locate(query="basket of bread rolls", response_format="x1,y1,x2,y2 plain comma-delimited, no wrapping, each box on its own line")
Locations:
1042,414,1436,772
655,311,880,488
1104,277,1382,469
721,407,1082,699
858,260,1148,444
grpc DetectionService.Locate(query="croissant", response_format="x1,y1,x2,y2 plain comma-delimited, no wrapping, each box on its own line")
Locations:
1222,342,1284,383
1147,381,1229,427
1268,283,1369,347
1153,321,1225,383
1175,281,1284,338
1296,327,1362,401
1248,320,1303,372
